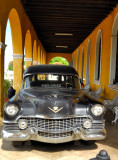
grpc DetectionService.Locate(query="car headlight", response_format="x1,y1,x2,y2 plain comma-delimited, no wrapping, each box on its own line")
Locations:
4,104,19,116
91,104,104,116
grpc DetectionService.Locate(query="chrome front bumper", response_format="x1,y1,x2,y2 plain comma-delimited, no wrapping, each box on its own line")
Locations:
2,128,106,144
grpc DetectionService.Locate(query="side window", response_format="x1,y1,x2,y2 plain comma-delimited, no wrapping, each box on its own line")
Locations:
86,40,91,84
95,30,102,81
110,14,118,85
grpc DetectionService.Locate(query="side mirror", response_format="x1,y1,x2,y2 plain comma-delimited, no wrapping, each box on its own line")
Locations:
7,86,16,99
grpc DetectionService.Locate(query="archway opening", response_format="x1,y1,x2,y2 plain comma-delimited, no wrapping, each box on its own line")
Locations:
4,19,13,101
86,40,91,84
81,47,84,81
49,57,69,65
110,14,118,85
8,8,23,92
95,29,102,81
115,31,118,83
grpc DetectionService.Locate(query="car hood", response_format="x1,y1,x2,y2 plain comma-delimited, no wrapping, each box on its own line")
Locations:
17,88,88,118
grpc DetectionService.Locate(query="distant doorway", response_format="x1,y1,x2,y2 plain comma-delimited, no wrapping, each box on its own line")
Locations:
49,57,69,66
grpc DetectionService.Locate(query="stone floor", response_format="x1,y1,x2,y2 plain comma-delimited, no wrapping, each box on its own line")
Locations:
0,115,118,160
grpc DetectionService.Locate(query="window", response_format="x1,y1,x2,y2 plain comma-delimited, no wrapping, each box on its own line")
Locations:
114,32,118,84
86,40,91,84
74,52,76,69
23,74,80,90
97,38,101,80
81,47,84,81
110,13,118,86
95,29,102,81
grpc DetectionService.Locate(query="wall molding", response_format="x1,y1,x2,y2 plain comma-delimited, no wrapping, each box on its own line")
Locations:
13,54,23,59
33,61,38,64
25,58,33,61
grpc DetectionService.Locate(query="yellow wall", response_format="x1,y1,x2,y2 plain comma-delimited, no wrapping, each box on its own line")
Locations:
73,5,118,99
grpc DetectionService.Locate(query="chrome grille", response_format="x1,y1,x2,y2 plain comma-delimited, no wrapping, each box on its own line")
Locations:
3,123,19,131
20,117,90,133
91,123,104,130
3,117,104,139
38,131,72,138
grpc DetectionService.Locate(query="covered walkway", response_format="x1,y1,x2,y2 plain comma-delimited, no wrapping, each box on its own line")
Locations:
0,1,118,159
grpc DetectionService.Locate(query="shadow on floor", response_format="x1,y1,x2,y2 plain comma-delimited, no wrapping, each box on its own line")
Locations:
97,110,118,150
1,139,98,152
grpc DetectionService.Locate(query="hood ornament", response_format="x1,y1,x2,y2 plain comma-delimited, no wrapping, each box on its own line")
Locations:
48,106,63,113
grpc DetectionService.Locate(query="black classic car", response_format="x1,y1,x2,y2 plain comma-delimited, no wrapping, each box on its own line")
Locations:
2,65,106,144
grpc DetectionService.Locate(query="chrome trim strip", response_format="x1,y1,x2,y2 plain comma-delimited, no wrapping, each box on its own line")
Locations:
3,115,93,123
2,128,106,143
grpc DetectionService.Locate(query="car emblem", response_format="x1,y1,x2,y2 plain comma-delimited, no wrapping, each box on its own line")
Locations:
53,106,58,111
48,106,63,113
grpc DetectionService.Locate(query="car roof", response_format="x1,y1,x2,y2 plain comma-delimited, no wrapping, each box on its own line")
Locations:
23,64,78,78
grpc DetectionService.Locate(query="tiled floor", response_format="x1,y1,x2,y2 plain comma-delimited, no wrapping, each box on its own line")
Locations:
0,119,118,160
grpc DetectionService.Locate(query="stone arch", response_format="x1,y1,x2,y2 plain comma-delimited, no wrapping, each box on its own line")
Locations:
5,19,13,81
95,29,102,81
110,13,118,85
33,40,37,65
8,8,22,55
7,8,23,91
86,39,91,84
49,56,69,65
24,30,32,68
46,53,72,65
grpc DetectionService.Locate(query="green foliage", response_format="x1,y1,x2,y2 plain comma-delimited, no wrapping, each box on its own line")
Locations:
49,57,69,65
4,79,11,97
8,61,13,71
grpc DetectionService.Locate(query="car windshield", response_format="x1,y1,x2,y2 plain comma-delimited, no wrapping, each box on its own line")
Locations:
23,74,80,90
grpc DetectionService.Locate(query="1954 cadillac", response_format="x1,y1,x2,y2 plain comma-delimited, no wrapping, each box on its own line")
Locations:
2,65,106,144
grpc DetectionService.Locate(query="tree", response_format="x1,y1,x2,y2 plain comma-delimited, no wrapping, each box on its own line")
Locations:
8,61,13,71
49,57,69,65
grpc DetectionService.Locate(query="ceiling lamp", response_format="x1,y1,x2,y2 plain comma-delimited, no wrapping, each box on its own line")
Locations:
56,46,68,48
55,33,73,36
